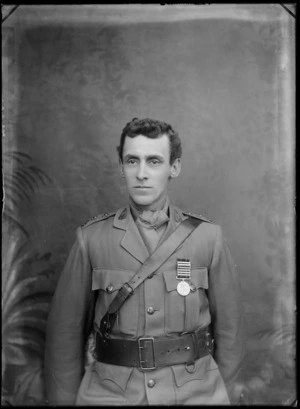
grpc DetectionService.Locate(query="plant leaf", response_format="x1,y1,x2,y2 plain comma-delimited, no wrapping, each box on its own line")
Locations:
28,165,52,185
2,191,19,208
3,316,48,336
2,277,37,316
19,168,42,190
7,151,33,162
3,153,24,167
3,179,31,202
12,171,36,194
2,304,50,332
3,292,52,322
13,367,44,406
2,344,36,366
3,336,44,357
1,213,29,238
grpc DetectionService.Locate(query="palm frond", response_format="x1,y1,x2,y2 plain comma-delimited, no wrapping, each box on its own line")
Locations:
3,316,48,334
3,153,25,167
28,165,52,185
3,343,43,367
3,334,44,356
3,150,53,235
253,323,295,345
2,237,33,277
2,276,38,316
2,213,29,238
13,367,44,406
2,249,36,305
5,151,33,162
3,305,48,320
12,171,37,194
4,179,31,202
4,325,46,345
2,206,55,405
3,294,52,322
2,191,19,209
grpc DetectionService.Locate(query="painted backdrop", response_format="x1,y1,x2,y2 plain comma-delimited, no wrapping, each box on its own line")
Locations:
2,5,295,406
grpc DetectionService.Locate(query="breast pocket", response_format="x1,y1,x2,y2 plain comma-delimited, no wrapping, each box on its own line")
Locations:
92,269,138,337
163,268,209,334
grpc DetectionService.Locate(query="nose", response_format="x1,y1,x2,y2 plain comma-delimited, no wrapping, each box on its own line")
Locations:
136,162,148,180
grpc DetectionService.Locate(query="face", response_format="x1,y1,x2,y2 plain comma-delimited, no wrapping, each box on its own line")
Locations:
120,134,181,210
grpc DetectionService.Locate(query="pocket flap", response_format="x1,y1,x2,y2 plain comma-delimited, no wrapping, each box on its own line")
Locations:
92,269,135,292
163,268,208,292
94,361,133,391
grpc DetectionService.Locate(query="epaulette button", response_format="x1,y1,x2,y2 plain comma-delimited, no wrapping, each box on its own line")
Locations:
106,284,114,293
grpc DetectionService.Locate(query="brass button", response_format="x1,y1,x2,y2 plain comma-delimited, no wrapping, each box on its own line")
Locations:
106,285,114,293
147,307,154,315
147,379,155,388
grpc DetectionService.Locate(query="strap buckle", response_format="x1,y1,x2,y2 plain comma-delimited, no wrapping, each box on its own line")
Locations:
122,282,134,297
100,312,117,338
138,337,156,370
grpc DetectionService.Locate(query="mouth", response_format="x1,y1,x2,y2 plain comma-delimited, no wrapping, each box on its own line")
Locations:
134,186,152,189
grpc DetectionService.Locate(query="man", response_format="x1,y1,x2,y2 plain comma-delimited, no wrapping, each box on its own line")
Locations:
44,117,244,405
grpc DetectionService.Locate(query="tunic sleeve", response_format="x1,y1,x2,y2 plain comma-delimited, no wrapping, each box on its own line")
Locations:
208,225,245,404
44,227,92,405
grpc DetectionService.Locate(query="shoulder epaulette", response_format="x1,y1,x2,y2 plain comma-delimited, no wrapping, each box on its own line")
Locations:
81,212,115,228
183,210,213,224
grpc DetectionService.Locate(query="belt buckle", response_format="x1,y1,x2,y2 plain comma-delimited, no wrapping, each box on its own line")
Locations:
138,337,156,370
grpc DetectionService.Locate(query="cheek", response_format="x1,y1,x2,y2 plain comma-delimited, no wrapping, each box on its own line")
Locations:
123,168,135,180
156,172,171,187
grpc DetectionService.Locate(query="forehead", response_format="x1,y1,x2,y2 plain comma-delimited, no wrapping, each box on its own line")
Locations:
123,134,170,158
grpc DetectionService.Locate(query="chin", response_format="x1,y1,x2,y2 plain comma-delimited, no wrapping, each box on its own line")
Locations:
132,197,153,206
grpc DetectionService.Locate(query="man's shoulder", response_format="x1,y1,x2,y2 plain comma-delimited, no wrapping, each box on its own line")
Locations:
81,211,116,229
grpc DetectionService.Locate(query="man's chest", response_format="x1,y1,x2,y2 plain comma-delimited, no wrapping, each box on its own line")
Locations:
90,225,216,336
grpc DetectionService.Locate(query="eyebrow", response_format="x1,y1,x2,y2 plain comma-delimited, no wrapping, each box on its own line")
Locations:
124,154,165,161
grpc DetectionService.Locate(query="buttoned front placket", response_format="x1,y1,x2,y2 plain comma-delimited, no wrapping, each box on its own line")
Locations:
120,205,185,405
143,266,170,404
143,365,175,405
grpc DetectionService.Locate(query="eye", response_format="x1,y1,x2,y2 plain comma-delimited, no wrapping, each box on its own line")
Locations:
149,159,161,165
126,159,137,165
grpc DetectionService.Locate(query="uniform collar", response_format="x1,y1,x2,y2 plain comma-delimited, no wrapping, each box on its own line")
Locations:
113,202,187,231
113,205,132,231
113,205,148,263
113,202,187,264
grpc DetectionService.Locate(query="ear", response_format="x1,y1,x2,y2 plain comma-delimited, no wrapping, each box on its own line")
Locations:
170,158,181,179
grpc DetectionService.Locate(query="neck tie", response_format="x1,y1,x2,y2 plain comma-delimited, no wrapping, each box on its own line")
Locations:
136,210,169,254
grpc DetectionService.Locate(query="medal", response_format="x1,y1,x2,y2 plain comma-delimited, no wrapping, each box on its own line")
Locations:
177,280,190,296
176,259,191,296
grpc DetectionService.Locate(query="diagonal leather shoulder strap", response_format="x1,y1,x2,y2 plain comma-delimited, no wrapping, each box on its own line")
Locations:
99,216,203,337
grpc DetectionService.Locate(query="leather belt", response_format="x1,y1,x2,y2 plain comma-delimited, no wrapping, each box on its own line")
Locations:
95,327,213,371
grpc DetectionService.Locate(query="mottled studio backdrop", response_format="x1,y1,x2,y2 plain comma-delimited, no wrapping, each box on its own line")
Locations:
2,4,295,405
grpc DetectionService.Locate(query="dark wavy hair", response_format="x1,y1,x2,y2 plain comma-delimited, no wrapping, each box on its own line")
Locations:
117,117,182,164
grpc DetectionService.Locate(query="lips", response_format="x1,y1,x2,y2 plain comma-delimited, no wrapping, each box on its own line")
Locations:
134,186,151,189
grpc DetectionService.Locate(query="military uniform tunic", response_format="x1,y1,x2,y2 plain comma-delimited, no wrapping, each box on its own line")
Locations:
44,203,244,405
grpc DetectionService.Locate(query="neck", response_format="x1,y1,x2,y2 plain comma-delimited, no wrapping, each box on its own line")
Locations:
129,195,169,213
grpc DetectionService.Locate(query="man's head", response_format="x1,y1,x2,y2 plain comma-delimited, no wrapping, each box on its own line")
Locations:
117,118,182,209
117,118,182,165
